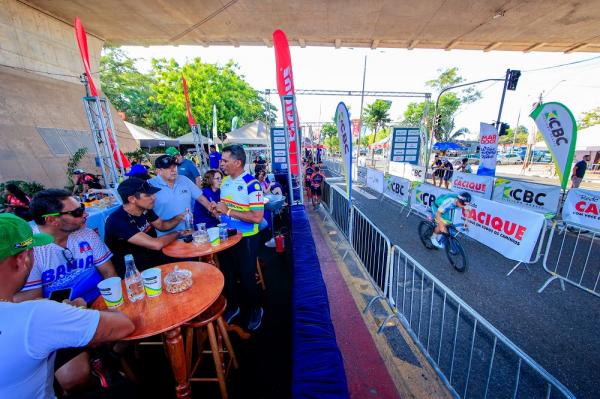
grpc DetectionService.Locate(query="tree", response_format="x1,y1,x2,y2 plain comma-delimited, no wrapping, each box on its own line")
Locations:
578,106,600,129
100,46,160,129
362,100,391,135
150,58,275,137
402,68,481,141
360,128,390,147
499,125,529,145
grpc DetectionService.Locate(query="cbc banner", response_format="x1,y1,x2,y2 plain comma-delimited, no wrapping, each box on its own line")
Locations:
410,182,452,215
366,168,384,193
389,161,426,182
561,188,600,231
453,197,546,263
450,172,494,199
384,175,411,205
492,178,561,218
356,166,368,185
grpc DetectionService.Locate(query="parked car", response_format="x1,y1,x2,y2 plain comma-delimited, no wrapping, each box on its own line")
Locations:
497,153,523,164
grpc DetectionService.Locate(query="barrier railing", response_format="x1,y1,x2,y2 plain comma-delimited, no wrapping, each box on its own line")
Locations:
381,245,575,399
329,183,351,239
350,206,391,296
539,221,600,298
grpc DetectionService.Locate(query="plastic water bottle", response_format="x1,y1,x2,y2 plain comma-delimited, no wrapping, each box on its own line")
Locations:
184,208,193,233
124,254,145,302
218,223,228,242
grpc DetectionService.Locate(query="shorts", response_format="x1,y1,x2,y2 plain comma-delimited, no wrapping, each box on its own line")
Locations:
310,186,322,196
434,169,444,177
54,347,86,371
443,171,453,181
304,179,311,188
571,176,583,188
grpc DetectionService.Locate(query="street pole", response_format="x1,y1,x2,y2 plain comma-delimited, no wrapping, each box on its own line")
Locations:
356,55,367,165
495,69,511,133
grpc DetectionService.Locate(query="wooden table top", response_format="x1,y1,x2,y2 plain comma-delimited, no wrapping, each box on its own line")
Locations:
162,232,243,258
92,262,224,340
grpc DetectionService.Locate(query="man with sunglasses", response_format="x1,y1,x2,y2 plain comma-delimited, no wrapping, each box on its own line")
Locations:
105,178,187,277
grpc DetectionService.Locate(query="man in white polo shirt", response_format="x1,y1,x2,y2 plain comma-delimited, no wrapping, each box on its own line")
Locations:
0,213,134,399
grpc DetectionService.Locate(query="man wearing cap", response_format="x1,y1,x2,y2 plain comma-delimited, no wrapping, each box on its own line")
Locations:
125,164,151,180
209,144,221,170
166,146,201,185
148,155,205,236
0,213,134,398
104,178,186,276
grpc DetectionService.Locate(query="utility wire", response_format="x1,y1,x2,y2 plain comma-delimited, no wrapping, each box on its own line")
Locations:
169,0,239,42
523,55,600,73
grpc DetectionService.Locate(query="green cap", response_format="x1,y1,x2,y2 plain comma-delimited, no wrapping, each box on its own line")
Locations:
0,214,54,260
165,147,180,156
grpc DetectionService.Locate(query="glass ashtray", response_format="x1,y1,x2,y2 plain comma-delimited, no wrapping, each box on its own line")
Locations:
164,266,193,294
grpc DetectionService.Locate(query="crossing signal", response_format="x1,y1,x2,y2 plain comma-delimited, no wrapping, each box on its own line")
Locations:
499,122,510,136
507,70,521,91
434,114,442,129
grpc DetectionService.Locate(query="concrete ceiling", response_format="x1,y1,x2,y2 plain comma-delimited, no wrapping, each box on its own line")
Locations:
25,0,600,52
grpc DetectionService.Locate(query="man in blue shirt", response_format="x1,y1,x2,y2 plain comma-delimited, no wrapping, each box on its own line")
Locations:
148,155,204,236
209,144,222,170
166,147,201,185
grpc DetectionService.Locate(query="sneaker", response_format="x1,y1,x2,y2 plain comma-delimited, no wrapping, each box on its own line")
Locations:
223,306,240,324
430,234,445,249
247,307,264,331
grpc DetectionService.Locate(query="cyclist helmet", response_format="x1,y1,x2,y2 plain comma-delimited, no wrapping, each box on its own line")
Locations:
73,169,84,175
457,192,471,205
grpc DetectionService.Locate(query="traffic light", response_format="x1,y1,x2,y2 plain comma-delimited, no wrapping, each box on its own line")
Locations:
499,122,510,136
507,69,521,91
434,114,442,129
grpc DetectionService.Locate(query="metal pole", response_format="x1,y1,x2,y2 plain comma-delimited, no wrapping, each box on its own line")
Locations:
495,69,511,133
357,55,368,165
281,96,295,205
291,95,304,205
512,109,521,152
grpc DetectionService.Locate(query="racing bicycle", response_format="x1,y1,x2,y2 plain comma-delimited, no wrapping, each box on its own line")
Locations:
418,214,468,272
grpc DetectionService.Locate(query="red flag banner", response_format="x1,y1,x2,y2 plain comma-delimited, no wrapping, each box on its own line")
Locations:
74,17,130,169
182,76,196,127
273,29,299,175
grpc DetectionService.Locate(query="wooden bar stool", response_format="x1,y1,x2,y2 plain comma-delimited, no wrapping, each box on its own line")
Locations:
184,295,238,399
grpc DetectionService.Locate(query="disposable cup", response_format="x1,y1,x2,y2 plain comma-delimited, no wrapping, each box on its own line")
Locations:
141,268,162,297
207,227,220,246
97,277,124,308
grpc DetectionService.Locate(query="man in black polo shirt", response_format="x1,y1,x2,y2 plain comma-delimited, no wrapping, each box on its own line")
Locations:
571,154,591,188
104,178,186,277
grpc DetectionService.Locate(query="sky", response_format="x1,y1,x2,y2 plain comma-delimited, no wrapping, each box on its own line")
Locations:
122,45,600,140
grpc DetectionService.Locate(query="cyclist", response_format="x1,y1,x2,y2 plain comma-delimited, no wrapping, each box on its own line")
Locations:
304,162,315,196
430,191,471,249
310,166,325,208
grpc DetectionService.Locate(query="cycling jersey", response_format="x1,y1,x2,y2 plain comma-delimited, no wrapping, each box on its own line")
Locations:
432,193,458,224
305,167,314,180
311,172,324,189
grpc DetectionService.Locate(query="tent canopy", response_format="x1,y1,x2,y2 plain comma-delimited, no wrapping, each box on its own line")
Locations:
368,136,390,149
224,121,269,146
176,132,215,146
124,121,179,148
433,141,465,151
576,125,600,151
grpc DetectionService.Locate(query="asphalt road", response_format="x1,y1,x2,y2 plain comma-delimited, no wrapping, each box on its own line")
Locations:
323,168,600,399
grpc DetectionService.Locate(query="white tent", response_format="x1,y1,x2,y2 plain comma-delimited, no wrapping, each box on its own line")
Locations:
576,125,600,151
224,121,269,146
124,121,179,148
176,132,215,146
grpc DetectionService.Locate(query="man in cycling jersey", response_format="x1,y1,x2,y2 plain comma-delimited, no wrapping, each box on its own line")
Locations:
430,191,471,249
310,166,325,208
304,162,315,196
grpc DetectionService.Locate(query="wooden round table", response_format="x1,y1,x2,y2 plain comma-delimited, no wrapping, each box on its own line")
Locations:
92,261,224,398
162,232,243,259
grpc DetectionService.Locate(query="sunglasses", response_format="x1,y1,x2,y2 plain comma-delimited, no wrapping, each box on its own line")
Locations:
42,203,86,218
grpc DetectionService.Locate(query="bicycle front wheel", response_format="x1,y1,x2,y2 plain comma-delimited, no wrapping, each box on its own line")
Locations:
418,221,435,250
445,237,468,272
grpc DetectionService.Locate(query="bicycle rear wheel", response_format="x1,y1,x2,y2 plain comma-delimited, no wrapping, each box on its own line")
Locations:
445,237,468,272
418,221,435,250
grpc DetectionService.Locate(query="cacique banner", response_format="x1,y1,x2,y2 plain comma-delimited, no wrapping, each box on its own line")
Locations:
366,168,384,193
530,102,577,189
492,178,561,218
453,197,546,263
384,175,410,205
410,182,452,215
561,188,600,231
450,172,494,199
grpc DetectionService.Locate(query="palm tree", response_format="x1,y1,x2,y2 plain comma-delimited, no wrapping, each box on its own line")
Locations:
438,118,469,142
363,100,391,165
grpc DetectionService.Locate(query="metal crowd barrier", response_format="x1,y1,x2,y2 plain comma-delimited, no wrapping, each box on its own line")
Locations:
539,221,600,298
329,183,351,238
380,245,575,399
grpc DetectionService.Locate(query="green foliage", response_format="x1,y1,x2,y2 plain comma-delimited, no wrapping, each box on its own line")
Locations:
578,106,600,129
99,46,275,138
125,148,150,164
320,123,337,140
0,180,45,207
499,125,530,145
360,128,390,147
402,68,481,141
362,100,391,136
